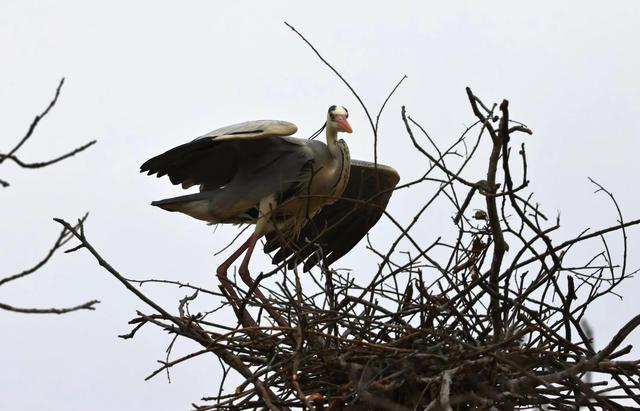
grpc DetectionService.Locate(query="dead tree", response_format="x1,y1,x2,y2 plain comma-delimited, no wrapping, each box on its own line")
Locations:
56,24,640,410
1,78,98,314
57,85,640,408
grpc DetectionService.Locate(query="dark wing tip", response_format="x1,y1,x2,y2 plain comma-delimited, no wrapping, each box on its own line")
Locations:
386,166,401,186
140,156,161,176
263,161,400,271
350,160,401,186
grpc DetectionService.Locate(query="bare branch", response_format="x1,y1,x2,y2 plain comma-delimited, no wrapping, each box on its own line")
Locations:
0,300,99,314
41,39,639,409
1,78,97,187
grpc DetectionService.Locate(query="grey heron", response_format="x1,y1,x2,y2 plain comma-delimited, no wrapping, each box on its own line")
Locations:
141,105,399,304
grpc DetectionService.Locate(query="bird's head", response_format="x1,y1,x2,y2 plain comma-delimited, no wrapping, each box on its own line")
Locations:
327,105,352,134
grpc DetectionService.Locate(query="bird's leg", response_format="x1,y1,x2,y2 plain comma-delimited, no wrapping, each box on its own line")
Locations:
237,233,268,296
234,196,289,327
216,237,251,279
237,233,288,327
216,237,258,328
237,232,260,290
216,236,251,297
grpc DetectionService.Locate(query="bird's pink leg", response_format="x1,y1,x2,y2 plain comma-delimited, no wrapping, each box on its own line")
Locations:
237,233,269,301
238,233,288,327
216,237,258,327
217,195,286,326
236,195,275,303
216,233,285,327
216,237,251,279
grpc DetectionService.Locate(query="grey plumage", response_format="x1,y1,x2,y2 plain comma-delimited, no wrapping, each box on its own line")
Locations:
141,120,335,225
141,109,398,275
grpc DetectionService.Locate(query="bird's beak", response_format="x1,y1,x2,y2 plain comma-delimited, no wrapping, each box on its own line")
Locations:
336,116,353,133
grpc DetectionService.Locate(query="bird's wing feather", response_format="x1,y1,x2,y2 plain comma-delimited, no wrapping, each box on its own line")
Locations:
196,119,297,141
140,120,299,189
264,160,400,271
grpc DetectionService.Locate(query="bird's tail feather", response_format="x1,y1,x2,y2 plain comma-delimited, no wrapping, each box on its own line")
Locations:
151,192,213,222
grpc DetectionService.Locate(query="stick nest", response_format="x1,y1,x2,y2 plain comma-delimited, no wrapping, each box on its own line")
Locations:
59,87,640,410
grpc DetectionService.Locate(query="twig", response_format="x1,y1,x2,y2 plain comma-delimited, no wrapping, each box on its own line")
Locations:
0,300,99,314
1,78,97,187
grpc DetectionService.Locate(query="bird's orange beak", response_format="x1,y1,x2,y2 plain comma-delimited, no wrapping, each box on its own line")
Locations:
336,116,353,133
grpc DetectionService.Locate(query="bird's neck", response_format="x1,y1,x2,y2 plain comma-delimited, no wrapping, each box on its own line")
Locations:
326,127,340,159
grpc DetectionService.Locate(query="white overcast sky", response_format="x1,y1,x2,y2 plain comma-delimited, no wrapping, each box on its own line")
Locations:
1,1,639,410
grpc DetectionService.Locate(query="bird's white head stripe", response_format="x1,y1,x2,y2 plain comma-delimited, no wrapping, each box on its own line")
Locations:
331,106,348,116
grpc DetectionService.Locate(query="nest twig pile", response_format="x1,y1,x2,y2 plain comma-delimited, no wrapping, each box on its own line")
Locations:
58,86,640,410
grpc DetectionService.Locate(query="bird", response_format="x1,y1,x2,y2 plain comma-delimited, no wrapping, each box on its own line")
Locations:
140,105,399,305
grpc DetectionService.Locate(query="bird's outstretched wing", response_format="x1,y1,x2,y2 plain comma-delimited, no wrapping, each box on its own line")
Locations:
264,160,400,271
140,120,298,189
196,120,297,141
